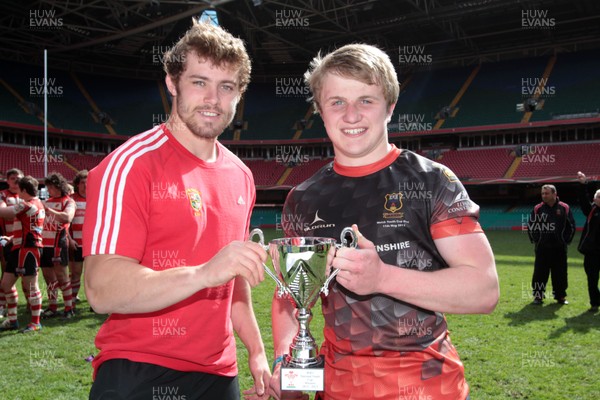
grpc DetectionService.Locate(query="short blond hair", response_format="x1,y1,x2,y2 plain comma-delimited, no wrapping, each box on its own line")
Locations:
304,44,399,114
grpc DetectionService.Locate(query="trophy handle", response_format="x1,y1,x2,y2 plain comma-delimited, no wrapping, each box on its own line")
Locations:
321,227,358,295
249,228,288,297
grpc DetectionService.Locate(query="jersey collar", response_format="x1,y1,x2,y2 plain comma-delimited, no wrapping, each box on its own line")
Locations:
333,145,401,177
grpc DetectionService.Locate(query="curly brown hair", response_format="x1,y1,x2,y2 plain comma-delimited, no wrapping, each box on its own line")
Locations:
44,172,70,197
163,19,251,94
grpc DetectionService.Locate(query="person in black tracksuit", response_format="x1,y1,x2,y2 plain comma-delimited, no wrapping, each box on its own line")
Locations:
528,184,575,304
577,172,600,312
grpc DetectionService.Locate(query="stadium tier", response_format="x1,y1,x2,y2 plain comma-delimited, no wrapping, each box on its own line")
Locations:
1,50,599,191
394,65,472,129
436,147,515,180
512,142,600,179
243,159,288,186
530,49,600,122
2,50,600,140
0,145,76,180
441,56,550,128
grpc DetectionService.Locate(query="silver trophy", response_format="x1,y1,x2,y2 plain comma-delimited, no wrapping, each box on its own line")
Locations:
250,227,357,391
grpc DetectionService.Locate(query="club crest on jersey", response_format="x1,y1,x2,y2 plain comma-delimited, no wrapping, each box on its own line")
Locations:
442,167,458,182
185,188,202,217
384,192,403,213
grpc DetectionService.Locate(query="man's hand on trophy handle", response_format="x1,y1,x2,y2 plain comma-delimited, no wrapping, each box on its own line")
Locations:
334,226,386,295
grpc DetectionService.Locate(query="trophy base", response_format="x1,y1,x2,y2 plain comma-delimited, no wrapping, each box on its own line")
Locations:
281,356,324,392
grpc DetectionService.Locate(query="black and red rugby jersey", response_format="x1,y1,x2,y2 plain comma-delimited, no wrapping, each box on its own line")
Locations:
282,146,481,354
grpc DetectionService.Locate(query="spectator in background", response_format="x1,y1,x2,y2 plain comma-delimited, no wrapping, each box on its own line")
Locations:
0,168,24,317
40,172,76,319
528,184,575,305
576,171,600,313
84,19,270,400
68,170,88,306
0,176,45,332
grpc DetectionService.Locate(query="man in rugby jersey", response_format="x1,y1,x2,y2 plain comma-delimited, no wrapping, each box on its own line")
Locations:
68,170,87,307
40,172,76,319
0,168,24,318
84,20,270,400
269,44,499,400
0,176,45,332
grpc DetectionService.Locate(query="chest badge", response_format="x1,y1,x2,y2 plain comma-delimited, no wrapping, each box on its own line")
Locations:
384,192,403,213
186,188,203,217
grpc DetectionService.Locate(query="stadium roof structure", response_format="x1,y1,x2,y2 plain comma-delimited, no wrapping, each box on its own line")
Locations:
0,0,599,80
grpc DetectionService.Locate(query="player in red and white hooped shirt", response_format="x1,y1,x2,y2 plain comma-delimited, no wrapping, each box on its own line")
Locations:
0,168,24,318
40,172,76,320
0,176,45,332
68,170,87,307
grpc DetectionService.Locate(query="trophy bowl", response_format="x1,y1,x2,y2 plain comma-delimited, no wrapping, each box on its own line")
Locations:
250,228,357,390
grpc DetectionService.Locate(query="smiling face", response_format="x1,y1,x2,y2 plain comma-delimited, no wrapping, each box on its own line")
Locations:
318,72,395,166
166,51,240,140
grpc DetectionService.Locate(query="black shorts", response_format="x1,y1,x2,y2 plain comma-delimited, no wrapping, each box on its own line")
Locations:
72,246,84,262
5,248,41,276
3,242,13,261
90,359,240,400
41,246,69,268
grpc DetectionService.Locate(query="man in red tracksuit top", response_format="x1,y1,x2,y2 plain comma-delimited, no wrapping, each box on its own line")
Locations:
83,20,270,400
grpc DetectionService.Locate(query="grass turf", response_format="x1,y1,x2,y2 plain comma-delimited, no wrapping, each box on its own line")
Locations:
0,230,598,399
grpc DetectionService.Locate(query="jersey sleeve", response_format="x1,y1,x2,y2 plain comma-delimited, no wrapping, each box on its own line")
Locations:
429,164,482,240
83,156,150,261
65,197,76,216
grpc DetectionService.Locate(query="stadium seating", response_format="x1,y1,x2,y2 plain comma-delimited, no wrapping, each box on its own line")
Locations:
282,158,332,186
241,81,313,140
393,66,471,130
436,147,515,180
530,49,600,121
244,159,287,186
442,56,549,128
0,144,77,180
512,143,600,178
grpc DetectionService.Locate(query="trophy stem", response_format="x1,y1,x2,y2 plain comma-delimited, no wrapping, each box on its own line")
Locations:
286,308,322,368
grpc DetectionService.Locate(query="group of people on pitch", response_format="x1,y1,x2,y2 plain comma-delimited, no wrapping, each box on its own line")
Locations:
0,168,87,333
81,20,497,400
3,17,598,400
527,174,600,312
